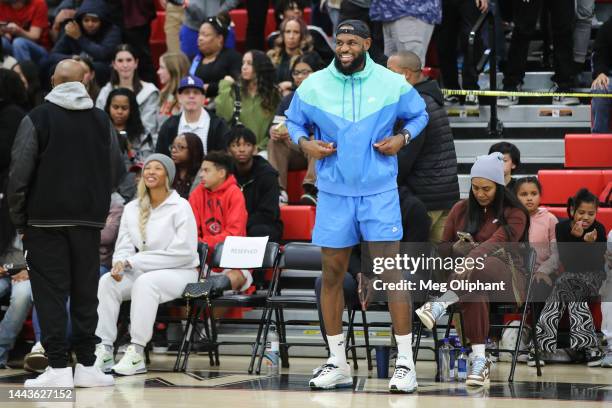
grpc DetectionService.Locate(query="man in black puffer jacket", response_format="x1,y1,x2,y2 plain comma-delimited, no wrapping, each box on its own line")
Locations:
388,51,460,243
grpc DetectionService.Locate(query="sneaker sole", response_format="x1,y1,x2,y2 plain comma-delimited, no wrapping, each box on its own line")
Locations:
309,379,353,390
75,379,115,388
389,385,417,394
24,355,49,373
415,309,435,330
587,359,603,367
466,378,490,387
112,367,147,376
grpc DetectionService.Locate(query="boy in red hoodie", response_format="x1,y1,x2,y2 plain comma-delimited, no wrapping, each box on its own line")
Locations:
189,151,251,292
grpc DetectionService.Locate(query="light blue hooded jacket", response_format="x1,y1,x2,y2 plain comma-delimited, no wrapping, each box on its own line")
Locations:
286,53,428,197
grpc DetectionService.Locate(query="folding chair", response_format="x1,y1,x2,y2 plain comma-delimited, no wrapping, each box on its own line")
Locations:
257,242,368,375
205,241,281,373
173,242,212,372
441,247,543,382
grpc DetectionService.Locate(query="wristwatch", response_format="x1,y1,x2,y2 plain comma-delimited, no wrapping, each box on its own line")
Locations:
297,136,309,152
399,129,411,146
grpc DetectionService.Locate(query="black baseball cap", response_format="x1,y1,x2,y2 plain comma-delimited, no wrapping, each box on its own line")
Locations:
335,19,371,39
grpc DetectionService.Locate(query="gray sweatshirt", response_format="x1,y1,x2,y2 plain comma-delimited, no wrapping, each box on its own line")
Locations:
184,0,240,31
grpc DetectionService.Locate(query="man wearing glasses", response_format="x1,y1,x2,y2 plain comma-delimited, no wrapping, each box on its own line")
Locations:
155,75,230,156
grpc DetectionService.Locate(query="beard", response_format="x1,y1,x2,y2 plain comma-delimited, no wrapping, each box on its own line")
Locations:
334,50,366,75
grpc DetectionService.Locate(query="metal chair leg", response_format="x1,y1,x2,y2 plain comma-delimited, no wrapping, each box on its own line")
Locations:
249,306,269,374
256,306,275,375
346,309,358,369
361,309,373,370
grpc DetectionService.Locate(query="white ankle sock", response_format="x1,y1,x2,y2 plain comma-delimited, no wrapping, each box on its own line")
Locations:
326,334,346,366
471,344,486,358
437,290,459,308
395,333,415,369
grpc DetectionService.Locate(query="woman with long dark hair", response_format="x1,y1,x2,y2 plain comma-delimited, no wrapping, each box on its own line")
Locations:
170,132,205,199
416,152,529,387
104,87,154,164
215,50,281,151
96,44,159,135
266,17,314,92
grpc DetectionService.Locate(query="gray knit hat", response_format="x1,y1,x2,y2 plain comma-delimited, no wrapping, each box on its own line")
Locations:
470,152,505,185
143,153,176,185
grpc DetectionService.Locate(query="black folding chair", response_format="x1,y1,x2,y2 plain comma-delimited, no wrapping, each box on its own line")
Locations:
173,242,212,372
204,242,281,373
441,247,543,382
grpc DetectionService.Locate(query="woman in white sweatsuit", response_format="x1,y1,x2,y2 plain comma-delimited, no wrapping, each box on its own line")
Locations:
94,154,199,376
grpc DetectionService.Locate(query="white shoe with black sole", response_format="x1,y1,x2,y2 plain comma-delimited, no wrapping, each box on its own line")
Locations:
388,361,417,393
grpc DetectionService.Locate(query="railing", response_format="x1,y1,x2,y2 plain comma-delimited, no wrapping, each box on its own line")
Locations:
468,9,502,137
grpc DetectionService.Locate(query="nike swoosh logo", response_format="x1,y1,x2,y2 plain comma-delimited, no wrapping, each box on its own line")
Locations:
132,360,142,365
103,358,112,363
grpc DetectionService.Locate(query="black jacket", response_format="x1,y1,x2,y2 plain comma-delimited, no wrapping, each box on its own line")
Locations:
155,109,230,155
193,48,242,99
397,78,460,211
235,156,283,241
593,17,612,78
8,87,123,231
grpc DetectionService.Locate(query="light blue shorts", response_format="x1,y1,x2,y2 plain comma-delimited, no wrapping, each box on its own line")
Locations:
313,189,403,248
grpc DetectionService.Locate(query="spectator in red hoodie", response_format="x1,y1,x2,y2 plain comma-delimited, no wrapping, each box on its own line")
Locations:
188,151,251,293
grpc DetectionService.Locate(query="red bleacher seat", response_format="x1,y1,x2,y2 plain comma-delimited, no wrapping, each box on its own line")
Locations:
538,170,607,205
280,205,316,241
564,134,612,168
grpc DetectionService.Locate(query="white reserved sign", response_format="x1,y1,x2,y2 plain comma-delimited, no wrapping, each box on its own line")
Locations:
219,236,270,269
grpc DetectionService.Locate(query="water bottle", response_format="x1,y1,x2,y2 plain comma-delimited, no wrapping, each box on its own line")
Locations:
264,326,280,375
439,338,451,382
448,336,458,380
457,347,468,382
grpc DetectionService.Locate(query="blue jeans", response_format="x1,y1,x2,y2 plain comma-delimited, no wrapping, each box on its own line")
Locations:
592,82,612,133
99,265,110,277
0,278,33,365
1,36,48,64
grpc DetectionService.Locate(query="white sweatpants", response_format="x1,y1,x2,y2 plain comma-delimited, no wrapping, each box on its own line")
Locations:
95,268,197,347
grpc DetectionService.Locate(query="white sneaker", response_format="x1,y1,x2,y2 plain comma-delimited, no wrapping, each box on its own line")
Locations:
309,362,353,390
389,359,418,393
415,301,446,330
24,342,48,373
111,345,147,376
24,366,74,388
94,344,115,374
74,364,114,387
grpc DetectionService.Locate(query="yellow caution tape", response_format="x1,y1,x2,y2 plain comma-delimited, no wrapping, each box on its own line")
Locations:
442,88,612,98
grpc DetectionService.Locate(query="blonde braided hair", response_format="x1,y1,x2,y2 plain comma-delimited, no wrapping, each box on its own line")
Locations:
136,168,172,251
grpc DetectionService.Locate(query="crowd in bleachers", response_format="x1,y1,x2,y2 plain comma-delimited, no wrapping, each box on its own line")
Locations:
1,0,612,389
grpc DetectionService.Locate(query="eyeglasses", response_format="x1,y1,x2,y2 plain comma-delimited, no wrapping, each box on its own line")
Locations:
292,69,312,77
169,144,188,152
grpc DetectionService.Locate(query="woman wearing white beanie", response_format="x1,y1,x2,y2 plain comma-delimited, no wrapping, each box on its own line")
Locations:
93,154,199,376
416,152,530,387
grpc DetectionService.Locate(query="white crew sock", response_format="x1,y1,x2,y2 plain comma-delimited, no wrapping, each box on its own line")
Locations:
395,333,415,369
437,290,459,308
471,344,486,359
326,333,347,366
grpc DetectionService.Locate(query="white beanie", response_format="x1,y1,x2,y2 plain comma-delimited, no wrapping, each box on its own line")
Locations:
470,152,505,185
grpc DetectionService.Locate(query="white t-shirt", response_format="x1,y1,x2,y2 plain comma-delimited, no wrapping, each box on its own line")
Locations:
178,108,211,154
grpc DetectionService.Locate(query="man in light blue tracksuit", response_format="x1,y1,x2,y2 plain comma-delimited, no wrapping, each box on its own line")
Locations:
286,20,428,393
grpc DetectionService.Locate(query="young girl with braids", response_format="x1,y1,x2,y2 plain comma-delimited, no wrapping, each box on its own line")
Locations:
93,154,199,376
535,188,607,366
215,50,281,151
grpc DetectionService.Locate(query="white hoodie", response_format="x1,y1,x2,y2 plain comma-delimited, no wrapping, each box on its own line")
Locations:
113,190,199,272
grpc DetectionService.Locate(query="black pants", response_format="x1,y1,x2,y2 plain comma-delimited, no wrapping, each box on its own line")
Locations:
246,0,270,51
124,24,155,83
339,1,387,65
436,0,483,90
399,187,431,243
503,0,575,90
248,223,282,244
23,226,100,368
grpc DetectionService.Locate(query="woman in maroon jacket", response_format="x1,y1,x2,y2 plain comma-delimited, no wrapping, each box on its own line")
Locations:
416,152,529,387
